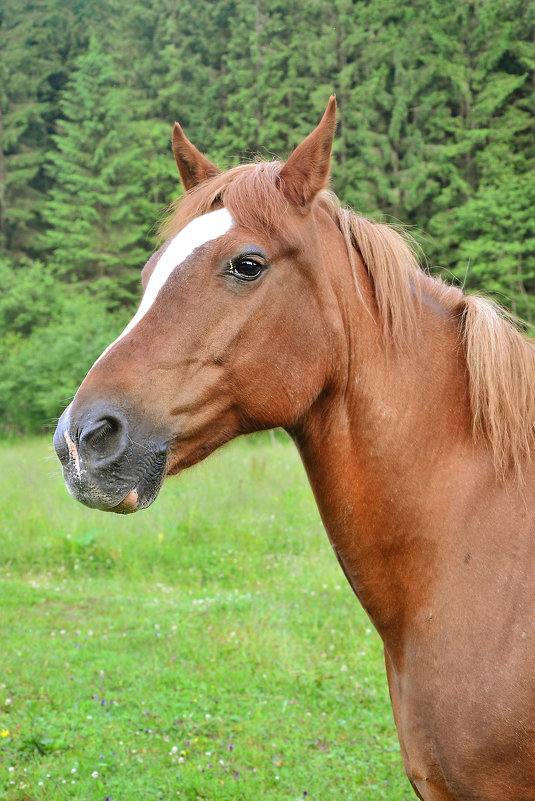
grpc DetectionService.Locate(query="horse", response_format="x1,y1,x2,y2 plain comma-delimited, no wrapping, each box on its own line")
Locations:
53,97,535,801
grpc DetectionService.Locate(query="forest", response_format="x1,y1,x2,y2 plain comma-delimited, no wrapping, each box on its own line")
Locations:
1,0,534,433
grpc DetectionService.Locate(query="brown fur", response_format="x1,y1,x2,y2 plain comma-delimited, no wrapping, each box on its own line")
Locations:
159,160,535,481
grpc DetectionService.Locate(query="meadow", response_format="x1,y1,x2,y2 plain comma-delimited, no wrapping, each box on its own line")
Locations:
0,433,412,800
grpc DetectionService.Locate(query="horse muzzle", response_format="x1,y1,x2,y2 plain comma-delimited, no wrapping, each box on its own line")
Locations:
53,401,168,514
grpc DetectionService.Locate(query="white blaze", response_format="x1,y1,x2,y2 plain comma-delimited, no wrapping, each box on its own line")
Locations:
94,207,234,365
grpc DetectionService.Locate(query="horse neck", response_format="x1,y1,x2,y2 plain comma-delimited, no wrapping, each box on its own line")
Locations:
291,235,477,655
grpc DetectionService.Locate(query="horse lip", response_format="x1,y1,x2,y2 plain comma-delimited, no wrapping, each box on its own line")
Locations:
105,449,168,514
108,488,139,515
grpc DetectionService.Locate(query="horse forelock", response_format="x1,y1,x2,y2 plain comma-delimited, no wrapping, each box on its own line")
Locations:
157,161,287,244
158,158,535,480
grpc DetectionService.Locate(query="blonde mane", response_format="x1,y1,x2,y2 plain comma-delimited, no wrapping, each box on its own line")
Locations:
158,161,535,479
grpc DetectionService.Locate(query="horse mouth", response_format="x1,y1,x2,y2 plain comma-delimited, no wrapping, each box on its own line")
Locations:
58,441,169,514
106,450,169,514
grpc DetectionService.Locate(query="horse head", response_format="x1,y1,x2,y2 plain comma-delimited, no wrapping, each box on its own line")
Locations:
53,99,345,512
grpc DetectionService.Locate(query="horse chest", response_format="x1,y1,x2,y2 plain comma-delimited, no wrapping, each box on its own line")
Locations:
387,626,535,801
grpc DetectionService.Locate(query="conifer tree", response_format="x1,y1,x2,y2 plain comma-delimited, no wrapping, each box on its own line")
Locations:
0,0,77,257
214,0,333,161
424,0,535,313
45,36,154,302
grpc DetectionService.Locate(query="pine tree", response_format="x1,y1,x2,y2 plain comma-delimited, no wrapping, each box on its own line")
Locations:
44,36,154,302
425,0,535,315
214,0,333,162
0,0,79,257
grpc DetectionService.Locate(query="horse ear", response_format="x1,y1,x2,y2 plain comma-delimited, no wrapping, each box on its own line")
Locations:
172,122,221,191
279,96,337,208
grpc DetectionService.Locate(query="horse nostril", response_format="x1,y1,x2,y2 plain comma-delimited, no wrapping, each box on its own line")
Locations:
79,413,127,462
87,417,118,442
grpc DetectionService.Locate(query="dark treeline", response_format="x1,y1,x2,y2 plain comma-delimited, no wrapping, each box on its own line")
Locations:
1,0,534,433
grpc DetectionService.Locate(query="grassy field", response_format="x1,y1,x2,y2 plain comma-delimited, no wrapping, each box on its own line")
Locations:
0,433,412,801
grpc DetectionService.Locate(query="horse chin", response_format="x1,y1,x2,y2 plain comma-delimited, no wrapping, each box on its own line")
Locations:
109,489,140,514
107,485,159,515
106,460,167,515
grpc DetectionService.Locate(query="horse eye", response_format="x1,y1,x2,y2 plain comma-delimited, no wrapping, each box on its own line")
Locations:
229,256,264,281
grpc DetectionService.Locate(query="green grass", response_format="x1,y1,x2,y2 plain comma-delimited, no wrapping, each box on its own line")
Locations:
0,433,412,800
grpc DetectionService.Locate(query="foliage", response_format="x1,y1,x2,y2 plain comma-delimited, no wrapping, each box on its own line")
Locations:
1,0,534,432
44,36,156,294
0,274,131,434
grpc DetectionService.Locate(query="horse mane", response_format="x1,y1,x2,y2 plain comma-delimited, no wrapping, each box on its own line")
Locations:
158,161,535,479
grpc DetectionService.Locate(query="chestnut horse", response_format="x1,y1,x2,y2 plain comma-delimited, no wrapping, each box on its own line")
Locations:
54,98,535,801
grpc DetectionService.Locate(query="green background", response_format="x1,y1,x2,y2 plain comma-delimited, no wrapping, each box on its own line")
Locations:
1,0,534,433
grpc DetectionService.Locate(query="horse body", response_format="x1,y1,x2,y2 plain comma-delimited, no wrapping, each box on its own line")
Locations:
297,350,535,799
54,99,535,800
292,207,535,800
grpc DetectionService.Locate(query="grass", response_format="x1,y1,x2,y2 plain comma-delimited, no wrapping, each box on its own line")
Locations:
0,433,412,800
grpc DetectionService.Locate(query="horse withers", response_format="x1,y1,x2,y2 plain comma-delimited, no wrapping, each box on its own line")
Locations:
54,98,535,801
